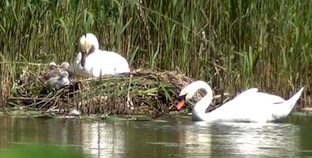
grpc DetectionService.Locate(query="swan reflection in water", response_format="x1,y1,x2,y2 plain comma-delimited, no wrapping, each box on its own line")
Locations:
176,121,300,157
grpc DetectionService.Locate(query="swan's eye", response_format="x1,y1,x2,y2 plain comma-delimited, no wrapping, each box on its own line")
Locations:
177,94,187,101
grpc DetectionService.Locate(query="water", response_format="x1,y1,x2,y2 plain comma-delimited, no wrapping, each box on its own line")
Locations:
0,116,312,158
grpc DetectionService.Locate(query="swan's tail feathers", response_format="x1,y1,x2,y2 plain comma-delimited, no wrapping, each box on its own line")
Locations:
272,87,304,122
287,87,304,111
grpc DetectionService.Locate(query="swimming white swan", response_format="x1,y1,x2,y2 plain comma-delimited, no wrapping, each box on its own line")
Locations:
176,80,304,123
47,71,70,90
73,33,130,77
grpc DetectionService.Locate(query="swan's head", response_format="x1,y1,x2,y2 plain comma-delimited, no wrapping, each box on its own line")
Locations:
79,33,99,67
60,62,70,69
79,33,99,53
176,80,213,110
48,62,57,70
176,89,194,110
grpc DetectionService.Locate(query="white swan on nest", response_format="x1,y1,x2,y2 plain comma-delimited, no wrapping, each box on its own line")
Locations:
73,33,130,77
176,80,304,123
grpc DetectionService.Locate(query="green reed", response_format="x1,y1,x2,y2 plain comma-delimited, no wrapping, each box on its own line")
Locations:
0,0,311,107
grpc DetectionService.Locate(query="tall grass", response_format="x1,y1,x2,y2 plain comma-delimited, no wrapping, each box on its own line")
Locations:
0,0,311,107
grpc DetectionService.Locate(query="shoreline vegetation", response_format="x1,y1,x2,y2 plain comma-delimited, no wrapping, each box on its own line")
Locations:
0,1,311,117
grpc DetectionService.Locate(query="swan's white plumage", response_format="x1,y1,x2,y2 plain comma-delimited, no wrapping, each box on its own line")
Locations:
73,33,130,77
177,80,304,123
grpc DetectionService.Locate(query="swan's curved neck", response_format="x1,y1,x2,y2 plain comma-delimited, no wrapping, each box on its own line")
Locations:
80,45,97,67
187,81,213,100
91,40,99,51
88,45,97,54
187,81,213,120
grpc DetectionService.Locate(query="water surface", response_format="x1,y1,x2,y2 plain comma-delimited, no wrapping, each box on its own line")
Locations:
0,116,312,157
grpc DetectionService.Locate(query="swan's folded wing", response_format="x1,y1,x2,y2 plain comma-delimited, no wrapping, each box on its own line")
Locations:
228,88,259,105
230,89,286,107
207,89,260,121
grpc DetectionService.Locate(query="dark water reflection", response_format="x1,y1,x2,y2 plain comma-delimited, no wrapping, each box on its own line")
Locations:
0,116,312,157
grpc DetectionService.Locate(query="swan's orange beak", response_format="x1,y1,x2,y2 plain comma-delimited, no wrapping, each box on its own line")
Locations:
176,94,187,110
176,99,185,110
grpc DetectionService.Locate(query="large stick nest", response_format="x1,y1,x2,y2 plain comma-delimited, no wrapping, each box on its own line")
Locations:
9,68,205,116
